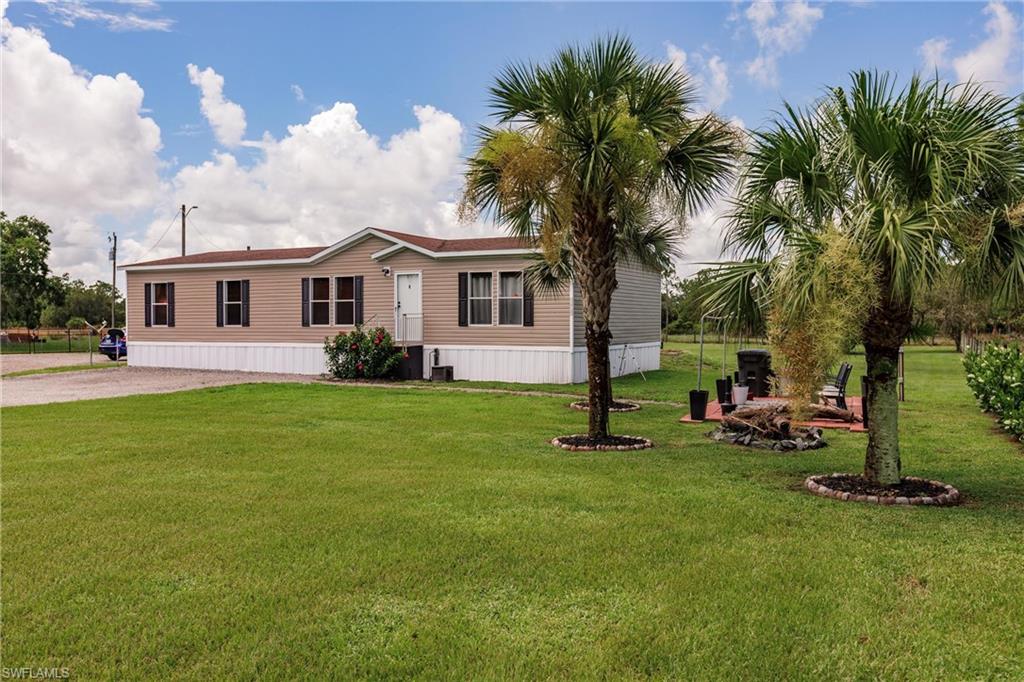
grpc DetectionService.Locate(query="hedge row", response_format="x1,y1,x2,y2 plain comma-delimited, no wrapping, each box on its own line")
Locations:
963,343,1024,442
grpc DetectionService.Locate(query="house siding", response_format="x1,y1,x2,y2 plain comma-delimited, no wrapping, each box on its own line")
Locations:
127,236,398,343
126,236,571,348
381,249,570,347
572,259,662,347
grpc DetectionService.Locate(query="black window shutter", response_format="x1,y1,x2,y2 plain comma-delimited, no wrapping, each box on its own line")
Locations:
457,272,468,327
216,280,224,327
301,277,310,327
144,283,152,327
167,283,175,327
241,280,250,327
523,281,534,327
353,276,364,324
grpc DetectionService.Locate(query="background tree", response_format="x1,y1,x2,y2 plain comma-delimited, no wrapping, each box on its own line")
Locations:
41,279,125,328
703,72,1023,486
0,213,59,328
462,36,738,438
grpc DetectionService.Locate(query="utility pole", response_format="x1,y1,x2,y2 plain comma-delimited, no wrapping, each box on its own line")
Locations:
109,233,117,326
181,204,198,256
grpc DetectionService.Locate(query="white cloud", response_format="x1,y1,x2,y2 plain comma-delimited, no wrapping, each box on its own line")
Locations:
290,84,305,102
666,42,732,110
187,63,247,147
1,13,165,283
918,2,1022,93
36,0,172,31
149,102,467,258
743,0,824,87
952,2,1021,91
919,37,950,72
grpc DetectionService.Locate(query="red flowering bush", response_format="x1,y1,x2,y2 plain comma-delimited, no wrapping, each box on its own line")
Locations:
324,325,401,379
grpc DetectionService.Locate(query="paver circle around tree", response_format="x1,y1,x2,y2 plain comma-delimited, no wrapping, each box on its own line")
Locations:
550,434,653,451
568,400,641,413
804,474,961,506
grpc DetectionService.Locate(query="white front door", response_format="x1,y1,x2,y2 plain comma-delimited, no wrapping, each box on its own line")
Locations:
395,273,422,341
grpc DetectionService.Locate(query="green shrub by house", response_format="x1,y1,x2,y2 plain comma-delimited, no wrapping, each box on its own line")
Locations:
964,343,1024,441
324,325,401,379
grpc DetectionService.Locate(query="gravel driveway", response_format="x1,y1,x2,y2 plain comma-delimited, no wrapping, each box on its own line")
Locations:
1,366,314,408
0,352,103,374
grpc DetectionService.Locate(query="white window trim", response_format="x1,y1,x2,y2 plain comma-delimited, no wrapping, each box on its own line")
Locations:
150,281,170,327
222,279,244,327
468,272,493,327
333,274,356,327
497,271,524,327
309,276,331,326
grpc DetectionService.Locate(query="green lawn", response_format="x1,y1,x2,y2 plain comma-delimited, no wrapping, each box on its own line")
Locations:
1,336,99,354
419,340,870,403
3,346,1022,678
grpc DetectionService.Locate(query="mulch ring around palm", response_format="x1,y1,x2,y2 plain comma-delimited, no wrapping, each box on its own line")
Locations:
568,399,641,413
551,434,653,451
805,474,961,506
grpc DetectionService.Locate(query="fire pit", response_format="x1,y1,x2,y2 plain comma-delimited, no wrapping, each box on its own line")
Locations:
705,401,852,451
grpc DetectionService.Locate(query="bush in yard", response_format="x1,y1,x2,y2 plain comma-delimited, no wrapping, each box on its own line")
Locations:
964,343,1024,441
324,325,401,379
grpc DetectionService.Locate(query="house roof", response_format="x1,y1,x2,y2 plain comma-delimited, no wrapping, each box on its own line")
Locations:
129,246,326,267
373,229,530,253
122,227,534,271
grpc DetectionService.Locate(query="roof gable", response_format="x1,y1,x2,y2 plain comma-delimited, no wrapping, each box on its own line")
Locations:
122,227,535,271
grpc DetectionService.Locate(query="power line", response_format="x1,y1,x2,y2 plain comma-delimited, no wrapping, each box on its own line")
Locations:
186,215,224,252
138,209,182,260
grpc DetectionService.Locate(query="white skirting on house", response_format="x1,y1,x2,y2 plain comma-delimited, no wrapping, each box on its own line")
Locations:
424,345,575,383
129,341,327,375
129,340,662,384
570,341,661,384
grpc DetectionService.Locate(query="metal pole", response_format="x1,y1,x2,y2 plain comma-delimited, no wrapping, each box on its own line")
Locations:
721,319,727,379
110,232,117,326
697,313,706,391
181,204,186,256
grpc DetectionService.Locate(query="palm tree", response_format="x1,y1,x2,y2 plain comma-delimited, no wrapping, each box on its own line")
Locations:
462,36,739,438
704,71,1023,485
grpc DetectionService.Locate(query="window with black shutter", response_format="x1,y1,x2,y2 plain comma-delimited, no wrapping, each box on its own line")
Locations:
353,276,364,324
151,282,170,326
241,280,250,327
457,272,468,327
166,283,175,327
523,282,534,327
216,280,224,327
310,277,330,326
498,272,523,326
301,278,310,327
335,276,355,326
223,280,244,326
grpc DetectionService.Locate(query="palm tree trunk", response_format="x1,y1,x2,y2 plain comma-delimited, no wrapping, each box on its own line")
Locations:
574,215,617,439
863,343,901,485
585,323,613,436
862,301,911,486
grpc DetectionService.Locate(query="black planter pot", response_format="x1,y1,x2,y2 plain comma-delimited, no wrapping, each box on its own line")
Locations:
715,378,733,405
689,389,709,421
721,402,737,415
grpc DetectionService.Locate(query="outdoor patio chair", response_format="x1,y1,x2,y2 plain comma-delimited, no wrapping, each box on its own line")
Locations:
824,362,850,390
820,362,852,410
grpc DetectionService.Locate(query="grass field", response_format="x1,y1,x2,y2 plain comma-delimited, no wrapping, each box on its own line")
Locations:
2,346,1022,678
1,336,99,354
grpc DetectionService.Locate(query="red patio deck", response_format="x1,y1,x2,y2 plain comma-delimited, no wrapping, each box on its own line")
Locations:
680,396,866,432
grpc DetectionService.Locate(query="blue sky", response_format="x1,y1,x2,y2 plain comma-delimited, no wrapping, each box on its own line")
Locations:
2,1,1022,283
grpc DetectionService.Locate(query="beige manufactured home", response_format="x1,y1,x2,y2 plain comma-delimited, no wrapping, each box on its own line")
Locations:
121,227,661,383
